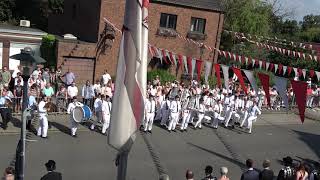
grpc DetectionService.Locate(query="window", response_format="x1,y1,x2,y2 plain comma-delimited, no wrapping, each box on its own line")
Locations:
190,17,206,33
160,13,177,29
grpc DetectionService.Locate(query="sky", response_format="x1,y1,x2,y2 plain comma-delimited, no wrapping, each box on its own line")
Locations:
278,0,320,21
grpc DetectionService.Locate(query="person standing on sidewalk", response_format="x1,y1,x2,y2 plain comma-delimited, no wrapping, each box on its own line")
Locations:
40,160,62,180
37,96,48,139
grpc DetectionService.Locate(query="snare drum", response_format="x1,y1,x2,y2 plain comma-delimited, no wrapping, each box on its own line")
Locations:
73,105,92,123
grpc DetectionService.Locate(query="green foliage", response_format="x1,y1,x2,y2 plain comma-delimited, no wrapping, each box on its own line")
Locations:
0,0,16,23
253,69,275,86
40,34,57,67
200,75,218,88
222,0,272,35
298,28,320,43
301,14,320,30
147,69,176,84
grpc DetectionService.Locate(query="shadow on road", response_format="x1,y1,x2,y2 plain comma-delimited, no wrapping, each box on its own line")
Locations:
187,142,246,170
50,121,70,136
293,130,320,159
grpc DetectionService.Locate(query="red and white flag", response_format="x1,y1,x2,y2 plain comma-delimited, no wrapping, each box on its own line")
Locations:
108,0,149,151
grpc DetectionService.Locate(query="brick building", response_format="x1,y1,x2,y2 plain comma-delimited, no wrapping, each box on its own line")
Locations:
49,0,224,84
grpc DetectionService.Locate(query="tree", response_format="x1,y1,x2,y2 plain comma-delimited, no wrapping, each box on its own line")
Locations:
0,0,16,23
301,14,320,30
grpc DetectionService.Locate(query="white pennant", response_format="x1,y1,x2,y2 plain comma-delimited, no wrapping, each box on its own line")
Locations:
315,56,318,61
293,68,298,77
274,64,278,73
172,54,177,66
259,61,263,69
233,54,237,61
316,71,320,81
228,52,232,59
183,56,188,73
221,65,230,89
302,69,306,79
293,51,296,57
238,55,242,63
266,62,270,70
191,58,196,79
245,57,249,65
288,50,291,56
283,66,287,75
298,52,301,58
156,48,163,64
252,59,256,67
303,53,306,59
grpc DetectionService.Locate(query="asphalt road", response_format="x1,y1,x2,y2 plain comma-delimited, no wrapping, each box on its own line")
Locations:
1,113,320,180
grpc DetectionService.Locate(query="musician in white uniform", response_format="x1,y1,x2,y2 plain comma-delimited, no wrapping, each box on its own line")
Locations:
180,96,190,132
160,96,170,127
211,99,223,129
168,95,181,132
194,99,205,129
144,95,156,133
67,96,83,137
37,96,48,138
240,96,253,128
90,93,102,131
246,101,261,134
101,95,112,134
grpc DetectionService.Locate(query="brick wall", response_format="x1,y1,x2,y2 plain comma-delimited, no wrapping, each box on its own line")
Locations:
52,0,224,81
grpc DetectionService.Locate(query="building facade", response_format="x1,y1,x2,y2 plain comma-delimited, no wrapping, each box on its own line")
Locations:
0,24,47,70
49,0,224,84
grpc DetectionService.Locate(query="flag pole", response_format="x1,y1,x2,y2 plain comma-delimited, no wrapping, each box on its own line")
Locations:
116,150,130,180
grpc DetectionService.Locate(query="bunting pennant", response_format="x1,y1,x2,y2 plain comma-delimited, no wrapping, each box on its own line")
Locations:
191,58,196,80
270,63,274,72
214,64,221,87
178,54,183,70
274,64,278,73
297,68,302,77
232,67,248,94
259,61,263,69
274,76,289,110
243,70,258,93
291,80,307,123
187,57,192,75
183,56,188,73
293,68,298,77
302,69,306,79
266,62,270,71
245,57,249,65
278,64,283,74
166,50,172,64
148,45,154,58
156,48,163,63
221,65,229,89
196,60,203,82
170,52,177,66
252,59,256,67
258,73,271,107
204,61,213,83
309,70,315,78
316,71,320,81
161,49,169,64
287,66,292,76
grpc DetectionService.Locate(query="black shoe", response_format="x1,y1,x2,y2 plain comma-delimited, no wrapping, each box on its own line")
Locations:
72,134,78,138
41,136,48,139
168,130,171,133
3,126,7,130
184,129,187,132
180,129,184,132
148,130,152,134
172,129,176,132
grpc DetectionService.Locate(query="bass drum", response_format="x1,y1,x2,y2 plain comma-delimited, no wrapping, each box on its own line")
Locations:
72,105,92,123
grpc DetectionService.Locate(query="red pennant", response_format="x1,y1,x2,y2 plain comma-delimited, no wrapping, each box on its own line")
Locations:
232,67,248,94
258,73,271,107
269,63,274,72
309,70,315,78
178,54,183,69
262,61,266,69
278,64,283,74
287,66,293,75
187,57,192,74
148,46,154,57
214,64,221,87
196,60,203,82
241,56,245,64
291,80,307,123
298,68,302,77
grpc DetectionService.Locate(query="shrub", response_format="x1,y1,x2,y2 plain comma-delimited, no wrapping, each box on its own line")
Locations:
147,69,176,84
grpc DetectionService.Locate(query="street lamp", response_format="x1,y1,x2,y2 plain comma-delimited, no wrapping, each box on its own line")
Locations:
10,47,46,180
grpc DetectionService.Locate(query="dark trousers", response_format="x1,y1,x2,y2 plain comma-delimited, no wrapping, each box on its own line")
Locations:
0,108,12,128
83,98,93,109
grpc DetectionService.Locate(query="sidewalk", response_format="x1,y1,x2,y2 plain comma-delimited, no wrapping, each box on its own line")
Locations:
0,114,93,135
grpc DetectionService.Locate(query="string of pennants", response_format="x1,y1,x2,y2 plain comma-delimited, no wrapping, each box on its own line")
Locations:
223,30,314,50
218,49,320,81
224,30,318,61
215,64,308,123
103,17,320,82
